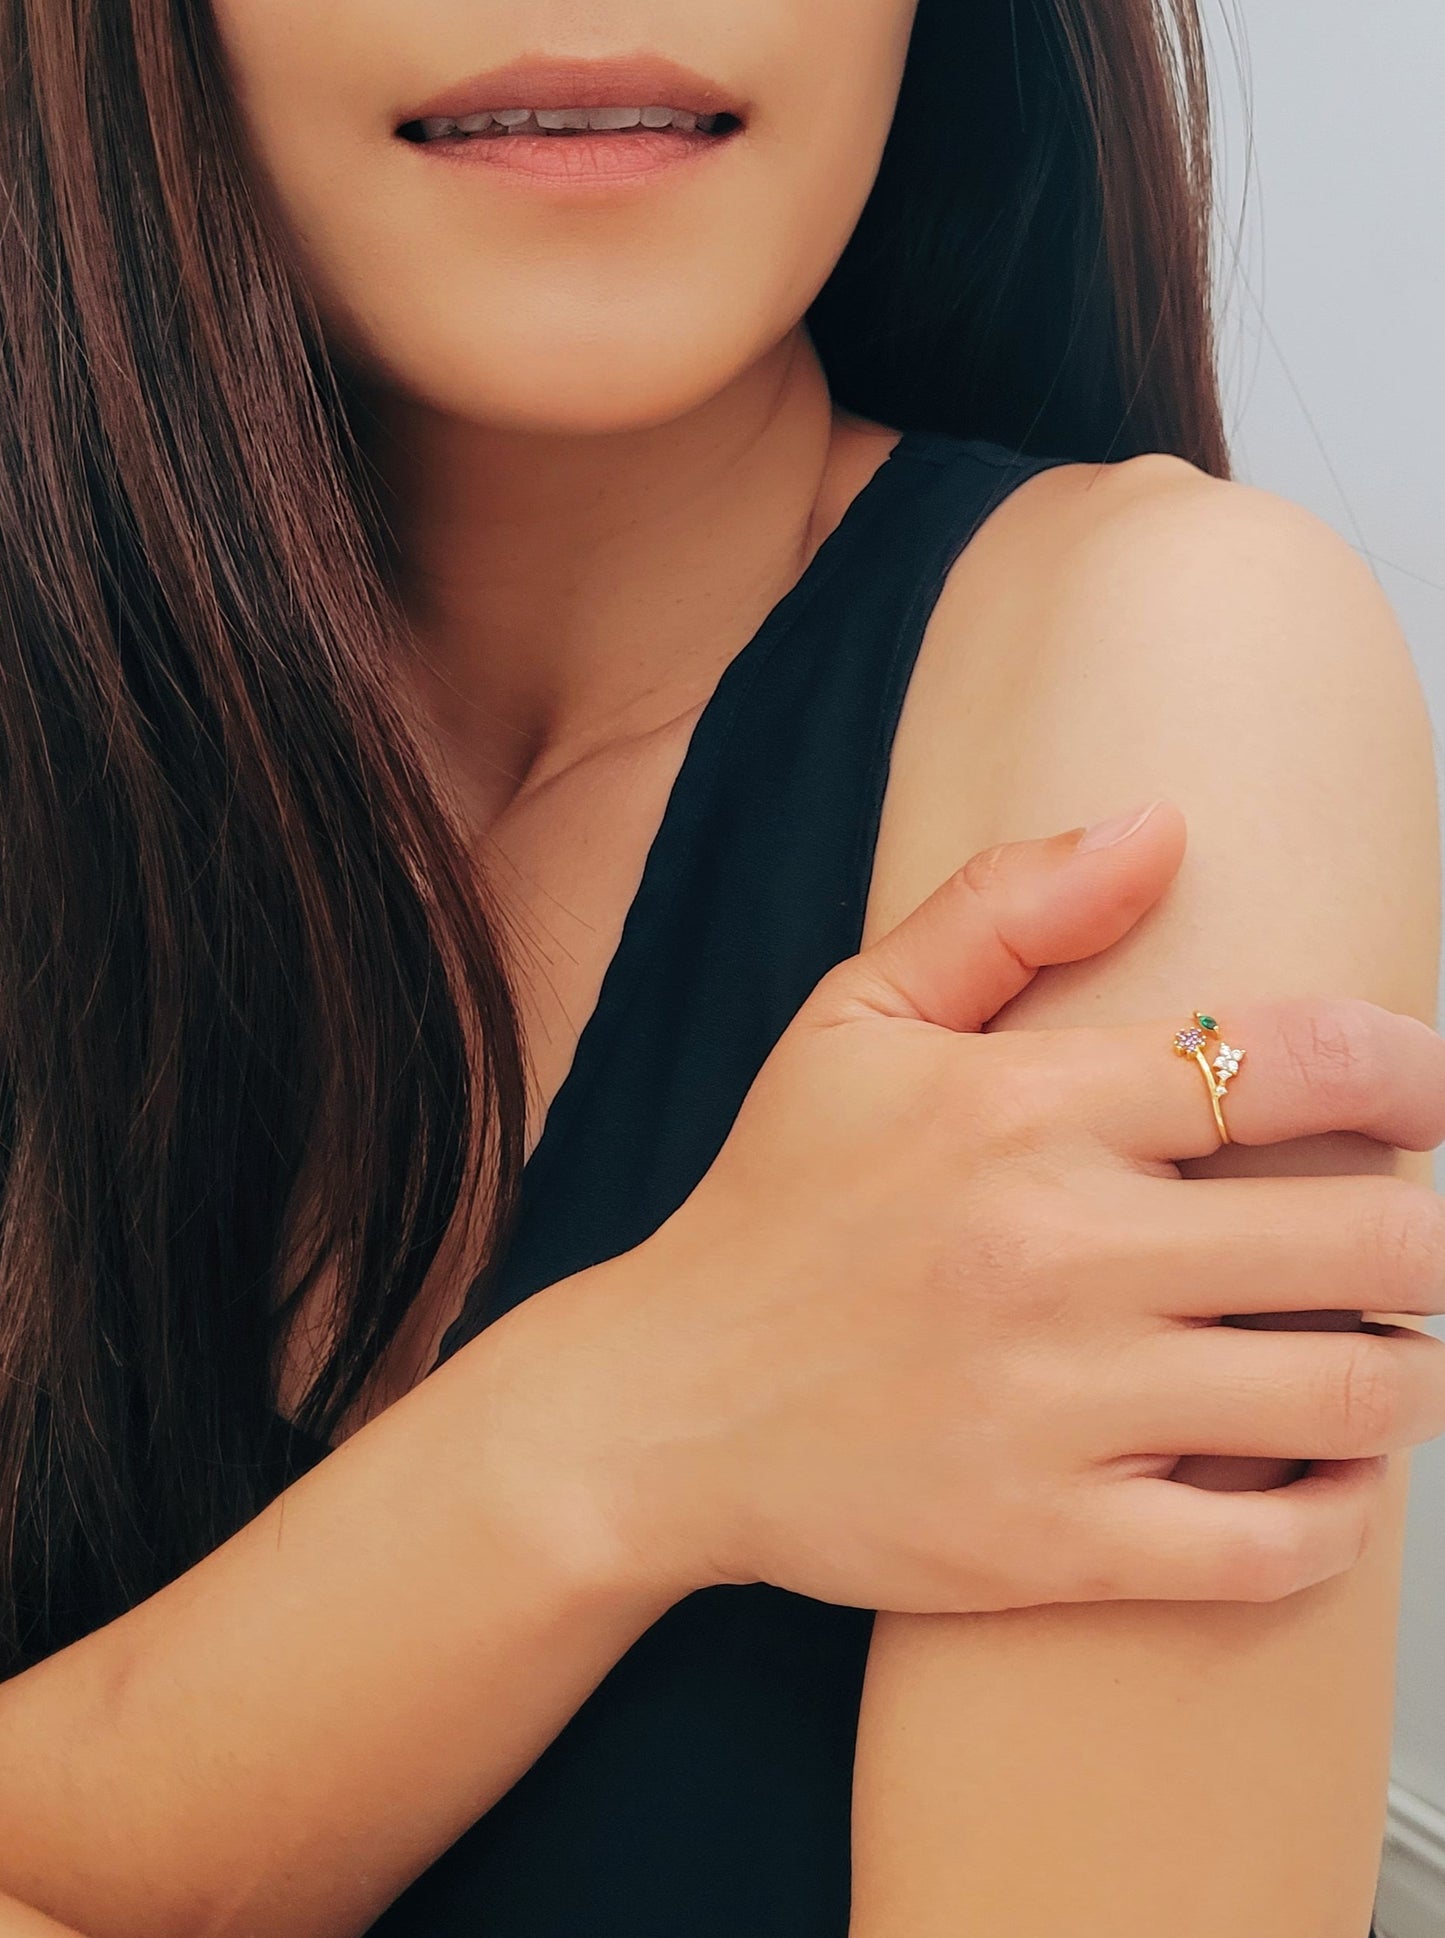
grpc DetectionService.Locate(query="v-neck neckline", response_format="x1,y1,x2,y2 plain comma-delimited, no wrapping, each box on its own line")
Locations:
461,427,921,1228
280,427,924,1449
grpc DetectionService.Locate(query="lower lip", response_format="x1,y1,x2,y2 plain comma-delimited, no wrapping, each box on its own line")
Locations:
407,126,738,189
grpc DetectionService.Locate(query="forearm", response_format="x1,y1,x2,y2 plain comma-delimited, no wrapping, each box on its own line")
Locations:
0,1253,679,1938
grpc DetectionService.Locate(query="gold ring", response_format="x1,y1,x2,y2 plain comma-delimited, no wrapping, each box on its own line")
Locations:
1171,1011,1245,1144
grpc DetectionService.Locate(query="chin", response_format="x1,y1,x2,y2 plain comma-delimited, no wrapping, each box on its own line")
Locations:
345,302,768,436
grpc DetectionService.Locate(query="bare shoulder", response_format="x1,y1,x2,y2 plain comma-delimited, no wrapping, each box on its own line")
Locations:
865,449,1440,1020
849,447,1439,1933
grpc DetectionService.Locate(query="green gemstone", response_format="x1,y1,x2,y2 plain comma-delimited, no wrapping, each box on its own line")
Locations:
1196,1013,1217,1031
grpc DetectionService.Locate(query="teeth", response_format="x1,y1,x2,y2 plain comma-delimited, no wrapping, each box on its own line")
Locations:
413,105,725,141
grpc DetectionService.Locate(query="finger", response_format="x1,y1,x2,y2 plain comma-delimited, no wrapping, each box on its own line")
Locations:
817,799,1186,1033
1103,1172,1445,1319
1099,1321,1445,1462
1061,996,1445,1161
1061,1456,1387,1604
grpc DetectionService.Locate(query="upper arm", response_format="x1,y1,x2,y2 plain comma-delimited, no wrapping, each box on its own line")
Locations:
849,456,1442,1937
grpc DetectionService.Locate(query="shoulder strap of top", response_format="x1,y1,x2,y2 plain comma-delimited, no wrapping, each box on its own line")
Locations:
437,431,1080,1356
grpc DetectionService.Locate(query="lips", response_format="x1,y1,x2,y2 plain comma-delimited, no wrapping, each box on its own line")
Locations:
396,51,749,131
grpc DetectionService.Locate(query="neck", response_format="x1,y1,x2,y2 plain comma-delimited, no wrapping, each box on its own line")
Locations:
361,328,842,829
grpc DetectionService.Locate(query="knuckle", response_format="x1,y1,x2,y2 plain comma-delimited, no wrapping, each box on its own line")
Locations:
806,954,884,1026
1418,1333,1445,1438
1363,1178,1445,1307
1346,1494,1378,1571
944,1184,1070,1327
970,1032,1082,1156
1280,996,1376,1108
983,1060,1055,1149
1222,1520,1308,1603
1058,1551,1131,1604
1334,1337,1403,1452
957,842,1011,896
1013,1504,1087,1601
1354,1486,1387,1566
806,957,853,1012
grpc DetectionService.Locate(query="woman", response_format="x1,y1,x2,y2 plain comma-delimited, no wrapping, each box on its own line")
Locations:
0,0,1440,1932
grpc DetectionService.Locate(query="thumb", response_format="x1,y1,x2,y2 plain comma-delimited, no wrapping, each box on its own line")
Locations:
821,798,1186,1032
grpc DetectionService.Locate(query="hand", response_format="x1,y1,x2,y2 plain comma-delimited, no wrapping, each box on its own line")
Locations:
487,800,1445,1616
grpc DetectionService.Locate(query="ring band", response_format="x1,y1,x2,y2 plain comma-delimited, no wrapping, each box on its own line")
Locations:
1171,1011,1245,1144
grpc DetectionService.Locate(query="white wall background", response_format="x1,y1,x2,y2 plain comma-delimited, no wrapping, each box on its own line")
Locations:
1206,4,1444,1930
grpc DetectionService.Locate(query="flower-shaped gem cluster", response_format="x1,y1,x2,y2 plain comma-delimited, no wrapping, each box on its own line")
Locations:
1173,1024,1208,1056
1212,1042,1244,1084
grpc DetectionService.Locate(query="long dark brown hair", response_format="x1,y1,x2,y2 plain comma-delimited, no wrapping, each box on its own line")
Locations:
0,0,1232,1674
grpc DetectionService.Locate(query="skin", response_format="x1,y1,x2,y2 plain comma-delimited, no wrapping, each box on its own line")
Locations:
0,1906,81,1938
0,1,1438,1934
211,0,920,1422
849,462,1440,1934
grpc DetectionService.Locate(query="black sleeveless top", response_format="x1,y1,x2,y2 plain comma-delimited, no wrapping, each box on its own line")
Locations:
270,430,1381,1937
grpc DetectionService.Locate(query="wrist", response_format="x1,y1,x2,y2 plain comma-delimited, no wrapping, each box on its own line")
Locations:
436,1239,726,1616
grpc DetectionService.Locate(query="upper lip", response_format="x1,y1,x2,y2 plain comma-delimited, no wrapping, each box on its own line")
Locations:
398,53,748,126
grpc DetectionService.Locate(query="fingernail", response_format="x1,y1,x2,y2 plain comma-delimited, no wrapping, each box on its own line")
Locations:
1076,799,1161,852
